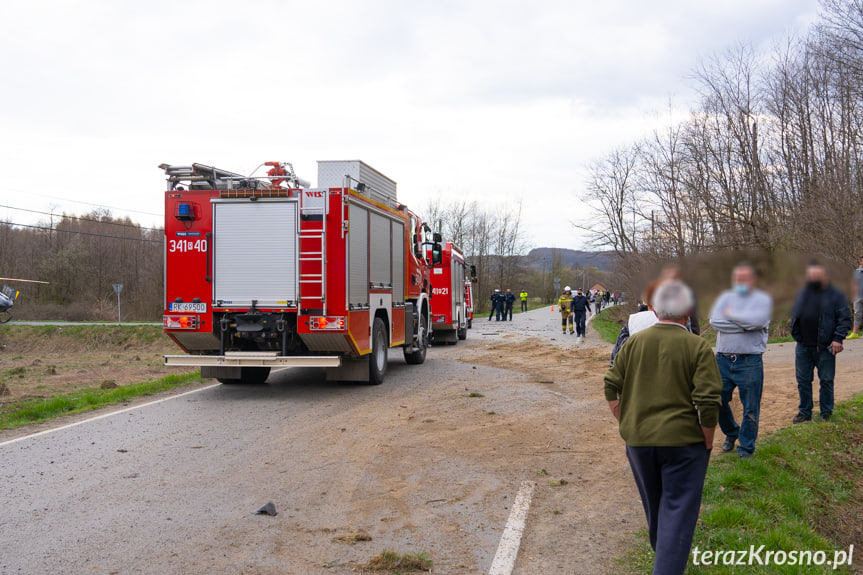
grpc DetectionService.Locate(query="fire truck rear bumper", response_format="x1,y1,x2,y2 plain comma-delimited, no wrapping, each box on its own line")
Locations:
164,352,341,368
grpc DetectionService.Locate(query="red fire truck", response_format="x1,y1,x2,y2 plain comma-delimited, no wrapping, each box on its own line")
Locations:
161,160,440,385
429,242,471,344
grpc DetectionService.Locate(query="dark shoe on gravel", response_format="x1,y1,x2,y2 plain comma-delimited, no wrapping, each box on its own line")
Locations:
792,413,811,424
721,437,736,452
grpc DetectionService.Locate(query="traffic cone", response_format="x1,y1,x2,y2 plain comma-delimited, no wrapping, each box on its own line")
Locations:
551,305,554,312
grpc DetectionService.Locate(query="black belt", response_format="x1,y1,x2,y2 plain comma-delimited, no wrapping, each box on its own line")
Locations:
718,353,759,360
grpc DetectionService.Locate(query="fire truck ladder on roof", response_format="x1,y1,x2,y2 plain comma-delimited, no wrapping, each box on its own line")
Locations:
299,205,327,316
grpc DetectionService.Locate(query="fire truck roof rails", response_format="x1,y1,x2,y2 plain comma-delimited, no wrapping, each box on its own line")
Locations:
159,163,309,191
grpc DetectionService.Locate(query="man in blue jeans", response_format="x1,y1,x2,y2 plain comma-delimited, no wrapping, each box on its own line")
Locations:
791,262,851,423
709,264,773,459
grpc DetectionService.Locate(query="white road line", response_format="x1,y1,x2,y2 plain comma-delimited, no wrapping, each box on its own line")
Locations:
488,480,536,575
0,383,221,448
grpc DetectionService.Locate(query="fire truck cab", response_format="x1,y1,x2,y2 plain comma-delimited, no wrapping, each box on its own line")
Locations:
161,160,439,385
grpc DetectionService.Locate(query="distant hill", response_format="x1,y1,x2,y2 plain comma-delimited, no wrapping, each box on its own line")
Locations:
523,248,616,271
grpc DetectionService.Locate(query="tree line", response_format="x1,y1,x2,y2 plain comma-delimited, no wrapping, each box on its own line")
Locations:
423,198,529,313
581,0,863,284
0,212,163,320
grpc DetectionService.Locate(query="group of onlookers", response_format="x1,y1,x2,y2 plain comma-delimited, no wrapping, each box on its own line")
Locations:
603,258,856,574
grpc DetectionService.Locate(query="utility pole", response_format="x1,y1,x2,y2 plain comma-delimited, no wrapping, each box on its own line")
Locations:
542,257,547,303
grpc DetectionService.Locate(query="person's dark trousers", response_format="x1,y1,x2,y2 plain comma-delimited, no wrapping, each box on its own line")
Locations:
505,304,513,320
716,353,763,455
795,343,836,418
521,301,527,312
574,311,586,336
495,305,501,321
626,443,710,575
488,303,496,321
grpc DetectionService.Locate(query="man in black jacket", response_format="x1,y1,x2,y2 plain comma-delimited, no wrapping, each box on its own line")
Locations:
570,288,592,340
790,262,851,423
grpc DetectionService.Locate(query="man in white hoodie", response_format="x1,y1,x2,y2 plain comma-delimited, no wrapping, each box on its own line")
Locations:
709,263,773,459
610,280,661,367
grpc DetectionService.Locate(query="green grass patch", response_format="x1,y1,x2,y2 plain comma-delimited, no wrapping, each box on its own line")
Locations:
362,549,433,572
619,394,863,574
468,391,485,398
0,371,201,430
592,308,624,344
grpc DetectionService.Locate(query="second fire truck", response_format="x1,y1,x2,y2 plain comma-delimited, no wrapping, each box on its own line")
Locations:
429,242,473,345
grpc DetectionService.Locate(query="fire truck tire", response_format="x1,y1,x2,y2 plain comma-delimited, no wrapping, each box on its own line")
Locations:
457,326,467,340
242,367,271,384
218,367,271,385
368,317,388,385
467,319,472,329
403,313,428,365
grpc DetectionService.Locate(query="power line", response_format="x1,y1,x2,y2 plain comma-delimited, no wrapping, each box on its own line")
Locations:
0,204,163,232
26,192,162,218
0,221,163,244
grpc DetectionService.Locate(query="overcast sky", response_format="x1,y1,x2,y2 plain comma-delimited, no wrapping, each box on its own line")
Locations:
0,0,820,250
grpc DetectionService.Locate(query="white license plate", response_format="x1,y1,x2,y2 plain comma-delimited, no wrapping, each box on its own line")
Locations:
169,302,207,313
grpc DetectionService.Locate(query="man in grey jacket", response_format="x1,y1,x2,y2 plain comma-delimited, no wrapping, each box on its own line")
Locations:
709,264,773,458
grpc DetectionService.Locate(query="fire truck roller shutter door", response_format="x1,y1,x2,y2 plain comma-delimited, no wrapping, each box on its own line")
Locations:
348,204,369,307
391,220,404,302
369,212,391,288
212,200,298,306
369,211,393,340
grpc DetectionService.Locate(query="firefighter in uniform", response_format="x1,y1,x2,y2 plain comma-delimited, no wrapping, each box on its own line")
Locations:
520,289,528,312
559,287,574,334
504,289,516,321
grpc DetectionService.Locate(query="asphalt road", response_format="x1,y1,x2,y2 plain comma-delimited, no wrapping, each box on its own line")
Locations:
0,348,540,574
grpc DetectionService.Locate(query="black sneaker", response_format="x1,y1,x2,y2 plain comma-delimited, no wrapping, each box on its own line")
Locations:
820,413,831,422
721,437,736,452
739,451,753,460
792,413,811,424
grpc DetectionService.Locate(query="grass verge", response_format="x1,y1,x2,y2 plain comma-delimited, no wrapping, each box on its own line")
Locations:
592,308,624,344
620,393,863,574
362,549,433,572
0,371,202,430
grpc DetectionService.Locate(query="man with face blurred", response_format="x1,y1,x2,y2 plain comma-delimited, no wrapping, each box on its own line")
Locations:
709,264,772,458
790,262,851,423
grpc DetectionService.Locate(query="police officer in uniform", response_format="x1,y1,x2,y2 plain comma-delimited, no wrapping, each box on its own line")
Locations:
504,289,516,321
489,289,502,321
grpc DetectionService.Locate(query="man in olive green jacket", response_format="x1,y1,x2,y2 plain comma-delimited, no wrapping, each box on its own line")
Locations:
604,280,722,575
